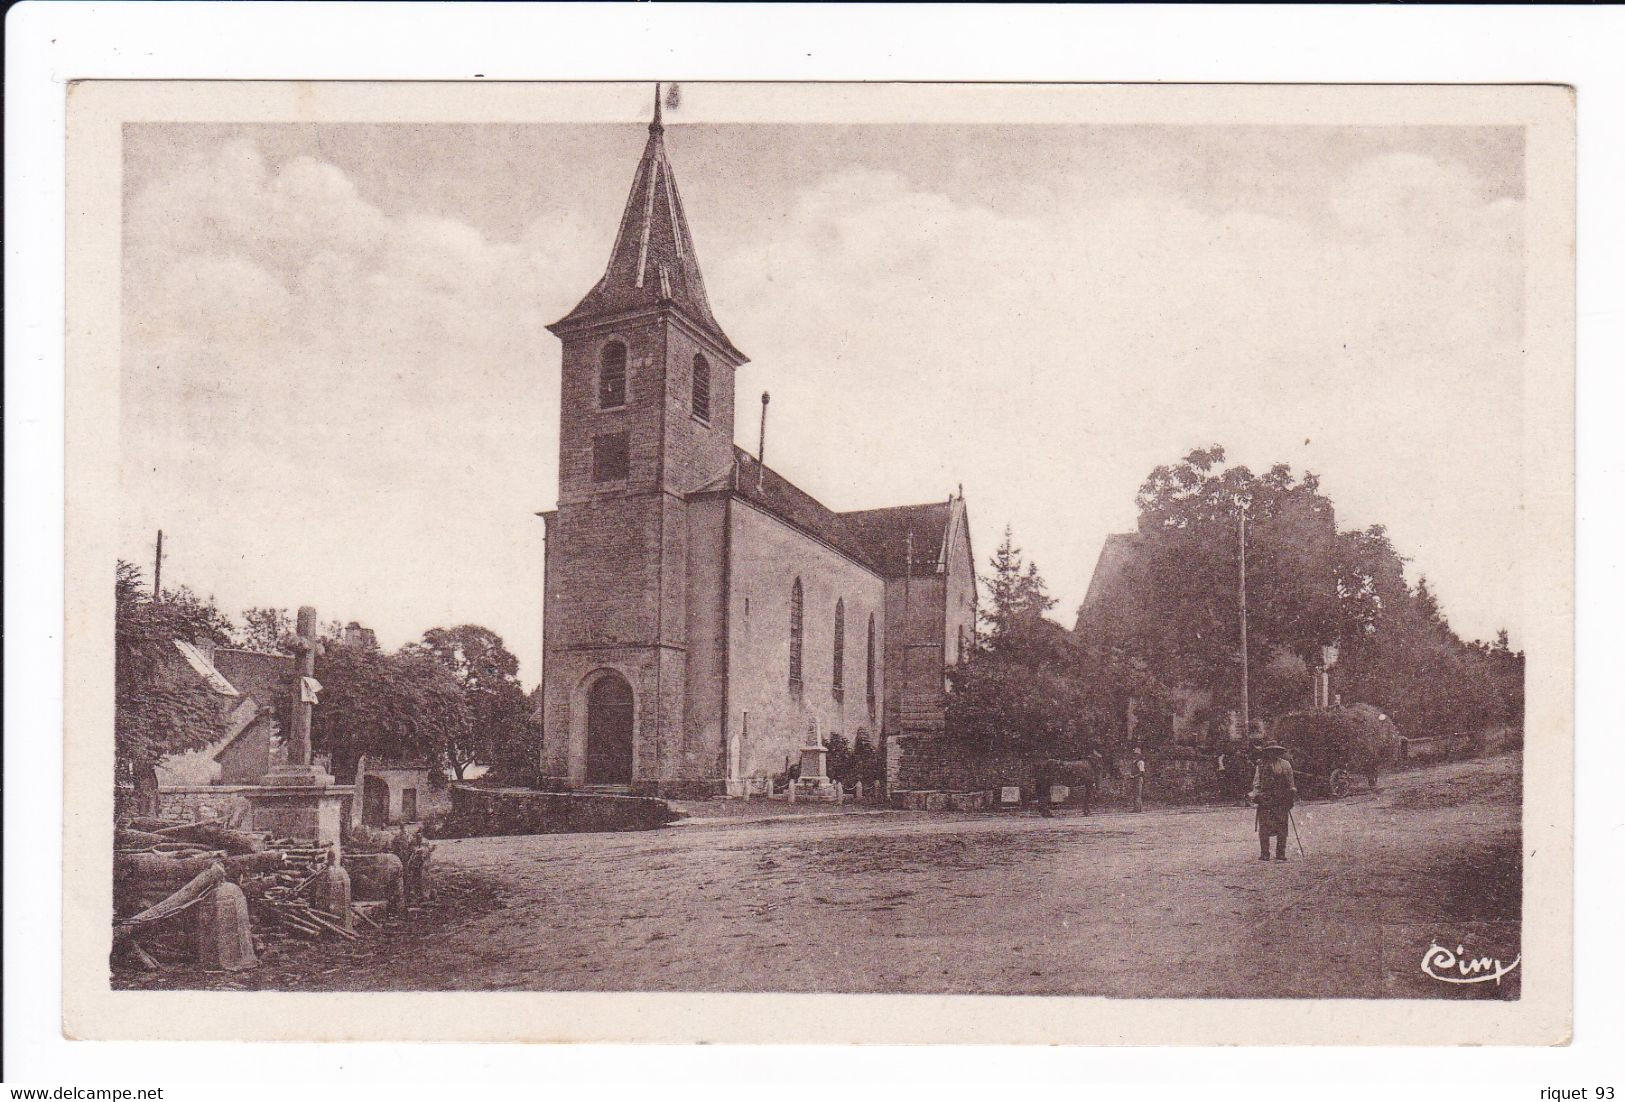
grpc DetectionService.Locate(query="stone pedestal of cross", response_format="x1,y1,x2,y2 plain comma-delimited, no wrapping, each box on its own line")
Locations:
245,605,355,858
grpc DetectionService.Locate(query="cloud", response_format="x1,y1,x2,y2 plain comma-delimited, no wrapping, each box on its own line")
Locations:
120,133,1528,679
120,137,600,673
709,152,1524,641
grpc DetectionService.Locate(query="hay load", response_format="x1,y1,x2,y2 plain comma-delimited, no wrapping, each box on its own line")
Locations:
1272,704,1402,795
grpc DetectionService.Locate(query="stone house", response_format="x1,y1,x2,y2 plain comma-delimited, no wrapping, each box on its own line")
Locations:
154,641,294,785
538,94,976,798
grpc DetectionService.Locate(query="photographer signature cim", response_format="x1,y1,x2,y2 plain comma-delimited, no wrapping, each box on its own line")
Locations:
1421,940,1521,985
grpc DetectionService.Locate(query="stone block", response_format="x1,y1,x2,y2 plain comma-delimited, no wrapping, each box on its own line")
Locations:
312,865,352,930
191,882,257,971
343,852,405,913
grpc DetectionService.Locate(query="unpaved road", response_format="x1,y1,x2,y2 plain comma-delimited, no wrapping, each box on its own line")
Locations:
317,752,1520,999
125,753,1520,998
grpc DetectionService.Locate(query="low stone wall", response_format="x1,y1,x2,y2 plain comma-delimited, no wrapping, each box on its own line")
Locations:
894,738,1226,807
155,785,259,822
441,784,682,837
894,738,1036,795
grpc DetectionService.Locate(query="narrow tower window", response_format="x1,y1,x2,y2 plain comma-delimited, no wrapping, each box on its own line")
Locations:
866,613,877,711
789,577,804,694
599,341,628,409
691,354,711,422
832,598,846,699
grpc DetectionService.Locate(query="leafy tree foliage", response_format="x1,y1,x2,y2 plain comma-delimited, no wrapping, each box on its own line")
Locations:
409,625,538,781
113,561,232,774
1080,446,1524,738
311,637,470,782
948,532,1170,754
237,607,294,654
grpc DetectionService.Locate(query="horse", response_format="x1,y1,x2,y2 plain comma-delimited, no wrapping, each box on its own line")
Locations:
1032,756,1100,816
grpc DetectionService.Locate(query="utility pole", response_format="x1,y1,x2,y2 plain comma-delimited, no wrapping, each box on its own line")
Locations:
1238,509,1251,740
153,529,164,602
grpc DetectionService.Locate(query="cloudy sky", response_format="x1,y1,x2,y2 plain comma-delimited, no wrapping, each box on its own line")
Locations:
120,108,1525,683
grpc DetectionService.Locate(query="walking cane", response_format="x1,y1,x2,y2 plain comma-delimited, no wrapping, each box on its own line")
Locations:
1288,808,1307,859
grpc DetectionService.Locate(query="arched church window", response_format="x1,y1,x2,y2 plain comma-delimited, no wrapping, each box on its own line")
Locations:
599,341,628,409
692,354,711,422
788,577,804,693
866,613,877,711
832,599,845,698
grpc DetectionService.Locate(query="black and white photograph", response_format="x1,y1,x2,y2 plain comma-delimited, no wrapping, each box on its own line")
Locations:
53,76,1574,1046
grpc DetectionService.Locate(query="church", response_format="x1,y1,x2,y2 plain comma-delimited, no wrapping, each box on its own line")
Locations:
538,94,977,798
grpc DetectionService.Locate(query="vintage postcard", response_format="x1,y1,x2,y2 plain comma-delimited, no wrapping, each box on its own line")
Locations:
62,80,1573,1044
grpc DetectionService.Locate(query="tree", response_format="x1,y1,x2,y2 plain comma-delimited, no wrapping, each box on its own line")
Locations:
237,607,294,654
1118,446,1351,702
948,533,1169,754
411,625,538,781
310,638,471,782
1094,446,1524,739
980,526,1058,654
113,561,229,774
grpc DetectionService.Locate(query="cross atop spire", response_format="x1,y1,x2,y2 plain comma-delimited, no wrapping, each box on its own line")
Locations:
548,84,743,361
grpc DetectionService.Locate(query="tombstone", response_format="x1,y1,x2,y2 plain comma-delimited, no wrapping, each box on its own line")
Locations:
191,882,257,971
999,786,1023,806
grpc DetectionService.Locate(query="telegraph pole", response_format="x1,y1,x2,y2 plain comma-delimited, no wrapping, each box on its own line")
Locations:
1238,509,1251,740
153,529,164,602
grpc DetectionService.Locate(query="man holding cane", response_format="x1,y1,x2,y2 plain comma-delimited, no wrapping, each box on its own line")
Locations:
1249,743,1296,862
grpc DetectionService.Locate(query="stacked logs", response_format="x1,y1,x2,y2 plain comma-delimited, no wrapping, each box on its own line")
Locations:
114,817,378,969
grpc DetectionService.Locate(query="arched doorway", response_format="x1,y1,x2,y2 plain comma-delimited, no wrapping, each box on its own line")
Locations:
584,672,634,785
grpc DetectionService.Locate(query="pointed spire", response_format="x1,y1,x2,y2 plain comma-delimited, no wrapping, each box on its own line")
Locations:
548,85,743,362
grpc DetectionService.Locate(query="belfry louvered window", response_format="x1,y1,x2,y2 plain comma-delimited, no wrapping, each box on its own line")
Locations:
599,341,627,409
832,599,845,699
789,577,804,694
692,354,711,422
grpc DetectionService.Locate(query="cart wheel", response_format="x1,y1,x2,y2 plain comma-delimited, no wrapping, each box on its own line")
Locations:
1328,768,1351,798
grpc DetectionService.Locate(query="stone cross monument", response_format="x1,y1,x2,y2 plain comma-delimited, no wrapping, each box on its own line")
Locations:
245,605,352,856
264,606,332,785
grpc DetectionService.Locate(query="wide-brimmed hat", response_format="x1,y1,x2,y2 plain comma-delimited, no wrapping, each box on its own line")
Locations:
1259,743,1287,753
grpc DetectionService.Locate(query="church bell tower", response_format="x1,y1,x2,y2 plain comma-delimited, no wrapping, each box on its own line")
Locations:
539,87,746,795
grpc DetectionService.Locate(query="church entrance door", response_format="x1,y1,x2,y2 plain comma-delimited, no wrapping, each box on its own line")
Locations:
585,672,634,785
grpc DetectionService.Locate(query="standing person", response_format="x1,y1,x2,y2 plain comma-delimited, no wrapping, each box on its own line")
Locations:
1130,746,1147,812
1249,743,1297,862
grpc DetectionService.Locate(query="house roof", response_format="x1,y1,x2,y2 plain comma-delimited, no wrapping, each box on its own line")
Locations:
549,88,743,361
1074,532,1148,634
210,648,294,711
838,501,955,577
721,447,959,579
171,640,239,697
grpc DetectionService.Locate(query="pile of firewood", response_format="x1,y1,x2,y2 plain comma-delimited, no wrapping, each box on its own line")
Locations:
114,816,384,968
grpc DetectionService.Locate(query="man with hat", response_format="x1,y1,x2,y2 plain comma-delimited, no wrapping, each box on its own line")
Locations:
1249,742,1297,861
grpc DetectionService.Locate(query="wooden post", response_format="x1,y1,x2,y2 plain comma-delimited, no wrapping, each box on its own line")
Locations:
153,529,164,602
